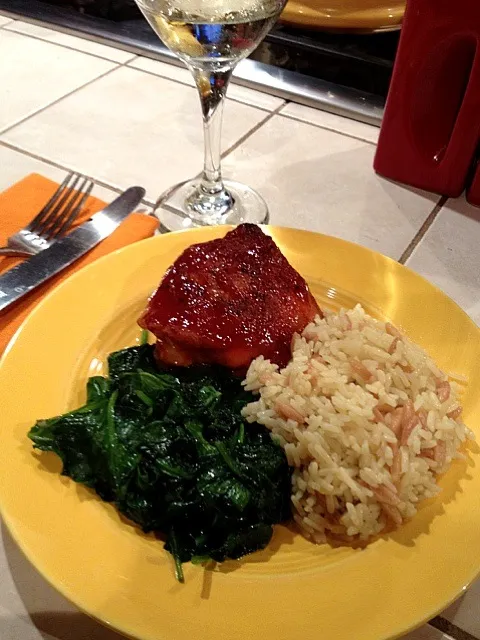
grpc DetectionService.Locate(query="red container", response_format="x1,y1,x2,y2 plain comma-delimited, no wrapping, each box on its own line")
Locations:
374,0,480,202
467,161,480,205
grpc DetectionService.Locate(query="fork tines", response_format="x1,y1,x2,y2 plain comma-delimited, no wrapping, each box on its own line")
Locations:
27,172,94,240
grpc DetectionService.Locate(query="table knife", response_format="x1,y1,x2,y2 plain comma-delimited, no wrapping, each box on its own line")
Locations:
0,186,146,313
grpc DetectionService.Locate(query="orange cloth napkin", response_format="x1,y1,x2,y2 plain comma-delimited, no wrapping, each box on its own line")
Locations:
0,173,158,355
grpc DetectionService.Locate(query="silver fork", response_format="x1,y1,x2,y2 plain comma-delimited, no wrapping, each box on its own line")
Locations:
0,172,95,257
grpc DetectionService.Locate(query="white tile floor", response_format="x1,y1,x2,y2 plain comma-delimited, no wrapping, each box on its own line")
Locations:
1,64,275,198
0,145,120,203
1,13,479,640
406,197,480,326
221,114,438,258
4,20,137,63
0,30,116,134
128,56,285,111
281,101,380,144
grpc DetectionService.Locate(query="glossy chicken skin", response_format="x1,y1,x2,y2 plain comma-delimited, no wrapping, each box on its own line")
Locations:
139,224,320,372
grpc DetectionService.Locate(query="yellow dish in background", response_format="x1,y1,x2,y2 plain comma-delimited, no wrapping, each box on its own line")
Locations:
0,226,479,640
280,0,405,32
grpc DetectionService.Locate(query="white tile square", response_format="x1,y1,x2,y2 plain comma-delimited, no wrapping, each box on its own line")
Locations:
5,21,135,63
440,578,480,638
0,30,116,134
221,114,438,259
0,144,121,204
401,626,453,640
282,102,380,144
406,197,480,326
2,65,270,202
128,55,195,86
129,56,284,111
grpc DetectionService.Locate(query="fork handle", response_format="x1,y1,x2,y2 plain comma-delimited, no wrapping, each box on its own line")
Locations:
0,247,32,257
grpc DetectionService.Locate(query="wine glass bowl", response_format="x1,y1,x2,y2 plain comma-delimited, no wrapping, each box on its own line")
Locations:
147,6,283,68
135,0,287,231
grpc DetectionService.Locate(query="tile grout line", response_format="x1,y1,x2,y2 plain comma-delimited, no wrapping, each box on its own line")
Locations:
123,54,139,65
168,100,287,185
278,110,379,146
0,139,132,199
0,139,157,208
126,62,195,91
3,23,135,64
221,101,287,160
154,101,287,214
149,101,286,209
126,61,283,114
276,100,291,114
0,64,121,138
398,196,448,264
430,616,479,640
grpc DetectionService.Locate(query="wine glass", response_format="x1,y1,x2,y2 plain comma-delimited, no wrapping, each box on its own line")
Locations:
134,0,287,231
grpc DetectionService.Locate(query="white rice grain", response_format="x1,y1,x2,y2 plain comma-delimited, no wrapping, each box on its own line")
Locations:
242,304,473,542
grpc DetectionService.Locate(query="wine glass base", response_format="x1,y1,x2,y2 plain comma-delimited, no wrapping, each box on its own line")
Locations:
154,179,269,232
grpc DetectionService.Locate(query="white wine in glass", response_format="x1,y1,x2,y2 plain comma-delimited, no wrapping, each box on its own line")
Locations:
135,0,287,231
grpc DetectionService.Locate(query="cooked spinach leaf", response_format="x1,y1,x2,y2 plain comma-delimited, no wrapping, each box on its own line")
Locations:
28,345,291,580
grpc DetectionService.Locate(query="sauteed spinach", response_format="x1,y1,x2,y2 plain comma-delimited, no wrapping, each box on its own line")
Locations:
28,344,291,582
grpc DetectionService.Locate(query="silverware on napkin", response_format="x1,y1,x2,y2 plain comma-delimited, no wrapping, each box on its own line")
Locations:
0,186,146,312
0,172,94,258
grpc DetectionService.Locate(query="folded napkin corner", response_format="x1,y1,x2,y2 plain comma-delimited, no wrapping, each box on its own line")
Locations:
0,174,158,355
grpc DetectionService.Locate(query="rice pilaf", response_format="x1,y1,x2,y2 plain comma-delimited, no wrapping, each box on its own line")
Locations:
242,305,475,543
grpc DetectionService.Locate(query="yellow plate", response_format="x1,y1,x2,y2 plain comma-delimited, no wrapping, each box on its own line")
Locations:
280,0,405,32
1,226,479,640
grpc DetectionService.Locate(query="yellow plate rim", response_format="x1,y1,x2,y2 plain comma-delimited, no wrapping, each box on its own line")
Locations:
280,1,405,29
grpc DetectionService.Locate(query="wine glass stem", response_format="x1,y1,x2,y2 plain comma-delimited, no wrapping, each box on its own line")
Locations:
191,66,233,196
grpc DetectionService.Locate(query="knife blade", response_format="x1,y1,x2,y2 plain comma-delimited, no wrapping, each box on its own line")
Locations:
0,186,146,313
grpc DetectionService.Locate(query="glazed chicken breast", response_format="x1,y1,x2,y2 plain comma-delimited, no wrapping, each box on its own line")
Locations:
139,224,320,372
